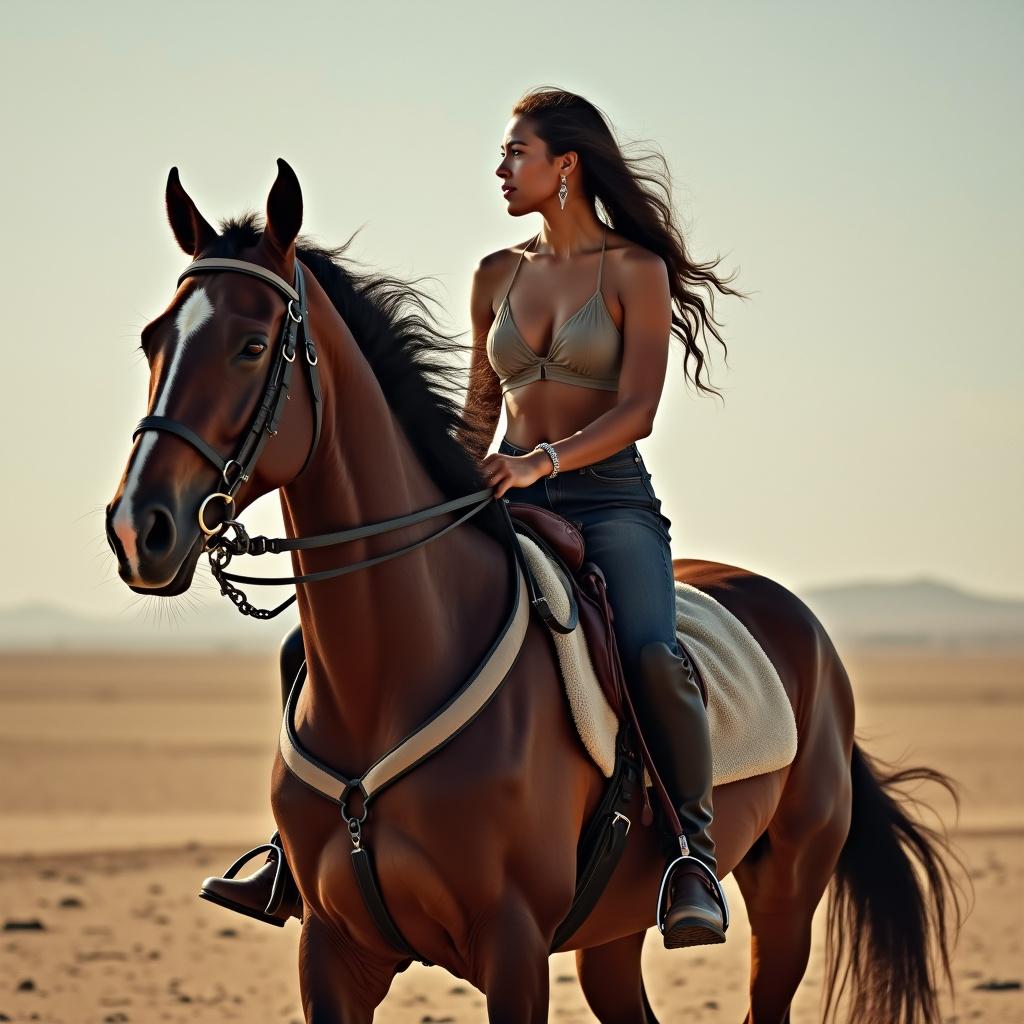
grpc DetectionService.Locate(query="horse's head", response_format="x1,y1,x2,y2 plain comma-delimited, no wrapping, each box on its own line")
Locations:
105,159,320,595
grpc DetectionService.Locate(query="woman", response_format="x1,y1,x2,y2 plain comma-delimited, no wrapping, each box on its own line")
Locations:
460,87,745,949
200,87,744,949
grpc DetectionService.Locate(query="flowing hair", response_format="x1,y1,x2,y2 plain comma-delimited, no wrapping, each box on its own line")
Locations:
511,86,749,402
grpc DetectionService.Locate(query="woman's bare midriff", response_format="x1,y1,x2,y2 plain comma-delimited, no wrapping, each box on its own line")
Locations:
502,379,619,451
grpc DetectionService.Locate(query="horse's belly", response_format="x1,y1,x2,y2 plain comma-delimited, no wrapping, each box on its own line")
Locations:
558,768,786,951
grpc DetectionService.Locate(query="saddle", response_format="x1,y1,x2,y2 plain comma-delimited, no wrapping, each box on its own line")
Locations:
505,502,798,793
505,502,707,723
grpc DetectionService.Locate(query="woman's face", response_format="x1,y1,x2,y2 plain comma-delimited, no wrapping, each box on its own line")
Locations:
495,116,560,215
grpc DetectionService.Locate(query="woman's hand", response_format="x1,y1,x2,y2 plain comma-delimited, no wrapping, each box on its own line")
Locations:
479,450,552,499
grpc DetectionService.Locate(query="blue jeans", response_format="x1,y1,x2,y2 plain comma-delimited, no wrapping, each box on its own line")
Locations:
498,436,680,685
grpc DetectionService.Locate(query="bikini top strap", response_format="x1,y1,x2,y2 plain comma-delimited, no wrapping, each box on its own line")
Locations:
502,233,540,306
596,225,607,289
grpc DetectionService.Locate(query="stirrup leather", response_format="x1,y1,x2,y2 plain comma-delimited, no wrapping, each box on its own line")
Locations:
656,843,730,934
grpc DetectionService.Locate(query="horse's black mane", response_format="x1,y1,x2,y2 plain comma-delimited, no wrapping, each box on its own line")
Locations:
206,212,506,547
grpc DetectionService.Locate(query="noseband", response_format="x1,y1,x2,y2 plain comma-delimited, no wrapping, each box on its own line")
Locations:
132,256,498,619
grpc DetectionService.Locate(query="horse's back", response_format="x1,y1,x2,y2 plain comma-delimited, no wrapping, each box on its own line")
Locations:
673,557,846,721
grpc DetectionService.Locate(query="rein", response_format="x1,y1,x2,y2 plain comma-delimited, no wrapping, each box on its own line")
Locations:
131,255,499,619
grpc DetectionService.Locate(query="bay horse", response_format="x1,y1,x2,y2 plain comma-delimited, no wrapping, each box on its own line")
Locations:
105,159,964,1023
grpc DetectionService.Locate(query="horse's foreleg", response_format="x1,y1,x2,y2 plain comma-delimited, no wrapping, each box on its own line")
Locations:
478,895,551,1024
575,930,658,1024
297,914,398,1024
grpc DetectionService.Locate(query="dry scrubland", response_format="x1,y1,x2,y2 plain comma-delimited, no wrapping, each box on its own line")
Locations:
1,648,1021,1022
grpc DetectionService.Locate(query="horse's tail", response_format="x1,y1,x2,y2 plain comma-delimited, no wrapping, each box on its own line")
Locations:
822,740,969,1023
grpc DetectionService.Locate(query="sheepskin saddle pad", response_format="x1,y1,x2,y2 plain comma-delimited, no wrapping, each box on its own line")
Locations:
516,531,798,784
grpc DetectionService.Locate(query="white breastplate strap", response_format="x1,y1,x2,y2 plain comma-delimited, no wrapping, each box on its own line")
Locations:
279,558,530,809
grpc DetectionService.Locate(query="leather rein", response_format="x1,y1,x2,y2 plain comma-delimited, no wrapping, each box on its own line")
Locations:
133,256,498,619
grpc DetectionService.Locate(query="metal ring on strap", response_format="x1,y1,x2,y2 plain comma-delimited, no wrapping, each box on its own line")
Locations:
198,492,234,536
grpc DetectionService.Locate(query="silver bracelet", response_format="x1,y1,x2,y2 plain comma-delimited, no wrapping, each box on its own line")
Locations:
533,441,560,478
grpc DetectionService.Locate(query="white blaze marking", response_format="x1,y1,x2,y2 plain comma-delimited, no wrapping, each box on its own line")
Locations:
114,287,215,579
156,287,215,415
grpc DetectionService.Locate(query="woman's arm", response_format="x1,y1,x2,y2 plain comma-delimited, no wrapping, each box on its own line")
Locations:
456,256,504,465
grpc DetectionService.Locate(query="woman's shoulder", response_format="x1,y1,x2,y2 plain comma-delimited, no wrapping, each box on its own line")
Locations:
604,231,669,302
475,236,535,273
605,229,663,268
471,238,536,304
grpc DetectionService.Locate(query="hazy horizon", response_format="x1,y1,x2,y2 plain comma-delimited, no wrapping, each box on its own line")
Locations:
1,0,1020,622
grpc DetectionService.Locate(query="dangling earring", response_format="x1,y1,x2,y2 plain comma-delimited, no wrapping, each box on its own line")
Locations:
558,175,568,210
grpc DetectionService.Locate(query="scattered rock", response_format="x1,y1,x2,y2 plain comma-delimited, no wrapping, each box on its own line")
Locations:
449,985,469,995
58,896,84,909
704,1000,719,1009
3,919,45,932
15,979,35,992
104,1014,130,1023
972,979,1021,991
216,928,238,939
555,973,574,983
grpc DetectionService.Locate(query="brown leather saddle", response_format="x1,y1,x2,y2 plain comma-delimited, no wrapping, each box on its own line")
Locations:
505,502,708,715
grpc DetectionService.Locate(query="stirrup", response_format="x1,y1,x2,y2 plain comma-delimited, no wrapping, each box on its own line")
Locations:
219,839,292,917
198,835,302,925
655,838,730,934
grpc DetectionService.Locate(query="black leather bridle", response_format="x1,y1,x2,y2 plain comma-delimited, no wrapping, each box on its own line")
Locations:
134,257,324,538
132,256,500,619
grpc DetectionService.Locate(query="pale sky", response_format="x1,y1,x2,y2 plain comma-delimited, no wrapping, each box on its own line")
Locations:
1,0,1020,623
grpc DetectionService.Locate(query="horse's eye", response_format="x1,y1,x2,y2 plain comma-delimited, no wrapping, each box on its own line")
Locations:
244,341,267,357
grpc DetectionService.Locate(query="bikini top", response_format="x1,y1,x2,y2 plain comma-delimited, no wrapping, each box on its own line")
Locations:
486,226,622,394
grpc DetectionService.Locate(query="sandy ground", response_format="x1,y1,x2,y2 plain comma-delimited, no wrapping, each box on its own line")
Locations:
0,648,1021,1023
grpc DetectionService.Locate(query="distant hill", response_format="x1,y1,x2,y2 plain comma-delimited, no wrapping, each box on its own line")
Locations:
0,599,298,651
800,575,1024,648
1,576,1021,651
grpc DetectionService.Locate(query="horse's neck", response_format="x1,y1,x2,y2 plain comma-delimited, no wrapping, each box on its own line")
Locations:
279,316,509,776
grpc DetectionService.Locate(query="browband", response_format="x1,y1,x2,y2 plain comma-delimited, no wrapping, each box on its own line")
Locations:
177,257,301,303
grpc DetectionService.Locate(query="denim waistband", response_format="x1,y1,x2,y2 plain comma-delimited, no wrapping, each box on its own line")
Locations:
499,436,640,461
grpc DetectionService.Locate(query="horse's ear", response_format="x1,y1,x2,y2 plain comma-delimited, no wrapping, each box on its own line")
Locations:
262,157,303,266
165,167,217,257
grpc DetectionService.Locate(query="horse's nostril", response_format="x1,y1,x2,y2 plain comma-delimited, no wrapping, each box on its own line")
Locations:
140,504,176,560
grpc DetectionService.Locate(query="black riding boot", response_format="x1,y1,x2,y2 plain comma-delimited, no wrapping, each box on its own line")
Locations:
198,625,306,927
634,640,728,949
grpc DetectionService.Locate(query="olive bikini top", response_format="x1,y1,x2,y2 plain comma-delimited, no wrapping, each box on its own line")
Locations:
486,226,622,394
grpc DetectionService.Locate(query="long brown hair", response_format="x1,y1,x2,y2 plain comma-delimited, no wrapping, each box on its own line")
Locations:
512,85,749,402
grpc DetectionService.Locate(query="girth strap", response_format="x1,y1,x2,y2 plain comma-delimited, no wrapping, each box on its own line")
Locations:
350,846,424,963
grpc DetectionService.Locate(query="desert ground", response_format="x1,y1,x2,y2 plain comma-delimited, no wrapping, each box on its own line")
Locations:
1,647,1020,1023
